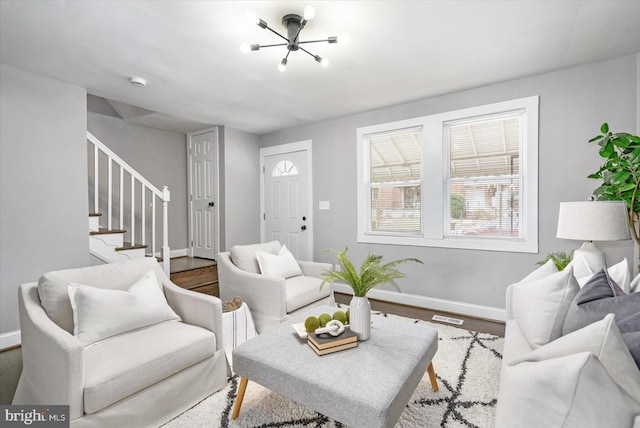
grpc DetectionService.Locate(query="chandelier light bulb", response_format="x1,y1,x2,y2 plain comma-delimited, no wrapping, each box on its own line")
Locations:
246,10,259,25
240,43,250,53
304,5,316,20
278,58,288,72
315,55,330,68
338,34,351,44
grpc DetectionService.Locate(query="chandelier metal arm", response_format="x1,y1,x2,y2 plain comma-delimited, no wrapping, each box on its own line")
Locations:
297,45,318,59
259,43,288,49
264,26,289,43
298,38,336,45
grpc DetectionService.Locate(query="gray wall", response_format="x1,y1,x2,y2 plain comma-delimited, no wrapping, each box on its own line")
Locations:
261,55,638,310
1,64,89,334
87,112,188,250
222,127,261,250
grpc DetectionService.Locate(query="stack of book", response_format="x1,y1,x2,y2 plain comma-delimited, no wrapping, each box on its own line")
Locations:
307,329,358,355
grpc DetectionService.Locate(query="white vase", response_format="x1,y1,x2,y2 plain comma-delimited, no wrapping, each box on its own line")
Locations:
349,296,371,341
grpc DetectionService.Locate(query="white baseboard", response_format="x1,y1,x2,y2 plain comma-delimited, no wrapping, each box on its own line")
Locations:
152,248,188,258
171,248,188,258
0,330,21,350
333,284,506,322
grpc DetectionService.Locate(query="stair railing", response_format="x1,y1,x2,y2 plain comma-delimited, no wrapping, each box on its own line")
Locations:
87,132,170,274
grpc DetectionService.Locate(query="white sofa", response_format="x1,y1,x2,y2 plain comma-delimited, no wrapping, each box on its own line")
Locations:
495,263,640,428
217,241,335,333
13,258,228,428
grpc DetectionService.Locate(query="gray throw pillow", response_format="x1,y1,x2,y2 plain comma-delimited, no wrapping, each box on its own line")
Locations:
618,312,640,367
563,268,640,367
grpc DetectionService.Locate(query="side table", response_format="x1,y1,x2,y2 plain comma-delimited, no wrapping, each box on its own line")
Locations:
222,301,257,369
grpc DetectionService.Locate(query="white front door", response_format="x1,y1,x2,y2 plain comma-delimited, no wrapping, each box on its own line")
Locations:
189,130,218,259
263,149,310,260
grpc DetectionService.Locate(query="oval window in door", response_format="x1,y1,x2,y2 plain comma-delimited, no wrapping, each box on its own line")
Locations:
272,160,298,177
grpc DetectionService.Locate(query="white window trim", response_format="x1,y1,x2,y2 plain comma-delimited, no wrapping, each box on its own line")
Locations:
357,96,539,253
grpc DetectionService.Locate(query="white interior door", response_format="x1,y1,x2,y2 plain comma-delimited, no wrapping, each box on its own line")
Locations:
189,130,218,259
264,150,310,260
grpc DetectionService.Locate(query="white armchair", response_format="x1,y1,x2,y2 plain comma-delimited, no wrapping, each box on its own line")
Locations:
217,241,335,333
13,258,228,428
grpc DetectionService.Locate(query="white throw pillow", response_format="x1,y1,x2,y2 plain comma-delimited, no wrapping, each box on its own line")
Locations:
509,314,640,403
519,259,559,283
511,266,579,348
630,274,640,293
566,253,594,280
256,245,303,278
573,256,631,292
68,270,181,347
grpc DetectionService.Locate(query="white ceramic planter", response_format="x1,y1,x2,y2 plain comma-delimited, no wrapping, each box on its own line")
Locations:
349,296,371,341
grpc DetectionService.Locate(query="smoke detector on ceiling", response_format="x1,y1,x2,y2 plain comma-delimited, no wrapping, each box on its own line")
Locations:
129,77,147,87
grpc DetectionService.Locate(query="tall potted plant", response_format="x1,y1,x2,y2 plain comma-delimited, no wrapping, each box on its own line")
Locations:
588,123,640,270
320,248,422,340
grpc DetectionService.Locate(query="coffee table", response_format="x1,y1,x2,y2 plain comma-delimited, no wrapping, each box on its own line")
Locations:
232,306,439,427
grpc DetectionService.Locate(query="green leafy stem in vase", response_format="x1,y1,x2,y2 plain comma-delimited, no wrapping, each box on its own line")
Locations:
320,248,423,297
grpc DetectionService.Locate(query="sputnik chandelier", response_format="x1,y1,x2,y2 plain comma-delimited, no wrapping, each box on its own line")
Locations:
240,5,349,72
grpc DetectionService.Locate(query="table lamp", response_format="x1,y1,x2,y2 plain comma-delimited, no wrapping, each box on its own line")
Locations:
556,200,631,272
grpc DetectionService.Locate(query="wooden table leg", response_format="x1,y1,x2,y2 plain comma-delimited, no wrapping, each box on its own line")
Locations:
427,362,439,392
232,377,249,420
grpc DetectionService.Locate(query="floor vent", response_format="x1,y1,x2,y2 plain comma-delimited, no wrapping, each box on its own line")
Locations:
432,314,464,326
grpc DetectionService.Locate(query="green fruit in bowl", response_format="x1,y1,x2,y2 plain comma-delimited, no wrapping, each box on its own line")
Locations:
319,313,332,327
332,310,347,324
346,310,350,323
304,316,320,332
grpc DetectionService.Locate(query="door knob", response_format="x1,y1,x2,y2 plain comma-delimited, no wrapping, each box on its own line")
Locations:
208,202,215,207
301,225,307,231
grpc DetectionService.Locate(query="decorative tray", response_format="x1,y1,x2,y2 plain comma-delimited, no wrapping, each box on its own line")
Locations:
291,322,309,339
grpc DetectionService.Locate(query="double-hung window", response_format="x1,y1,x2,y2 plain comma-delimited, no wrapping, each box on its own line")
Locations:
357,96,538,253
367,126,422,236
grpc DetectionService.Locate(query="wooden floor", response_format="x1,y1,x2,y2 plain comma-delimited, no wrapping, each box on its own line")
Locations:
335,292,505,337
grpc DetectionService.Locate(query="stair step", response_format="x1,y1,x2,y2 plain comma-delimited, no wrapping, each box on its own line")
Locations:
89,213,102,217
90,228,126,235
170,258,218,297
116,242,148,252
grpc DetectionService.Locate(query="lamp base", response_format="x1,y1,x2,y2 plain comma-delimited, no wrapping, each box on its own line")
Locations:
573,241,606,276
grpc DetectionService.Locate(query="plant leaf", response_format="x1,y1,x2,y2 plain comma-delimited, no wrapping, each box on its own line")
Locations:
601,123,609,133
589,135,603,143
600,142,615,158
612,136,630,149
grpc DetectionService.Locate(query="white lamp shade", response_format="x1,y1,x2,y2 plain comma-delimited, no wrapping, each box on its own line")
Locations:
556,201,631,241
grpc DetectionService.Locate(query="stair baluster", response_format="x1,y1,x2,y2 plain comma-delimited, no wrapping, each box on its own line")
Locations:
87,131,170,274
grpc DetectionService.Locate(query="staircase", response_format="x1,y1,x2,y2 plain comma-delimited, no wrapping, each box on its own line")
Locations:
87,132,170,274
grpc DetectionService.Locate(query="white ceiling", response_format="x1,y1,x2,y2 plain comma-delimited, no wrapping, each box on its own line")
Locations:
2,1,640,135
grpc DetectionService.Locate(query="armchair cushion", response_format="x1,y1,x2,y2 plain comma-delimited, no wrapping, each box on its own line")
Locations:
69,270,180,347
230,241,281,274
83,320,216,414
285,275,331,313
256,245,303,278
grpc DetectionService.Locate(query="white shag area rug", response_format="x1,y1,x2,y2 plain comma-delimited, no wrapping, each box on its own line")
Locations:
163,310,504,428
